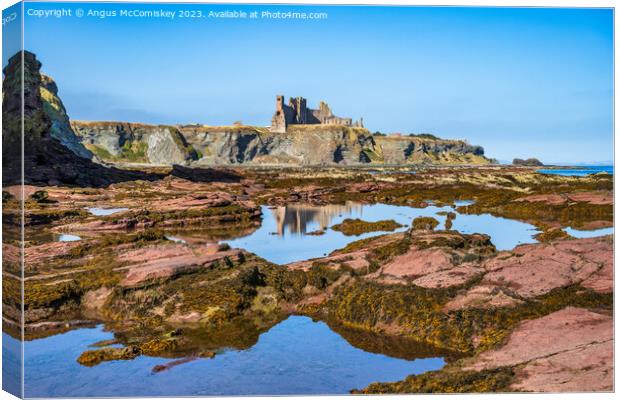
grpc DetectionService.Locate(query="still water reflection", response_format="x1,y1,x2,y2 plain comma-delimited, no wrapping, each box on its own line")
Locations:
225,202,540,264
22,316,444,397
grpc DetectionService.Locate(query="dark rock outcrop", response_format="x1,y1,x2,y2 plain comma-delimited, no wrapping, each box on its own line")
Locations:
2,51,162,187
513,157,543,166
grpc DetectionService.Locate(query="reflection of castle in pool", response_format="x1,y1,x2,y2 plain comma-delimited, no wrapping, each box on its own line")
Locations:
271,202,363,236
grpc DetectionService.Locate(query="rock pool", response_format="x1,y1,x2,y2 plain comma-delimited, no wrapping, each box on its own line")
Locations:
21,316,444,397
564,226,614,238
225,202,540,264
86,207,129,216
58,234,81,242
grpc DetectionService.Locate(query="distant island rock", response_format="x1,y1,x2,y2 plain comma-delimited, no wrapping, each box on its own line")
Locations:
513,158,544,166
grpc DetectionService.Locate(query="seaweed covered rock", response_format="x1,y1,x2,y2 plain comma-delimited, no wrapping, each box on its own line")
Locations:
355,367,515,394
331,218,403,236
411,217,440,231
119,244,246,288
371,231,495,288
77,338,177,366
77,345,142,366
534,228,571,242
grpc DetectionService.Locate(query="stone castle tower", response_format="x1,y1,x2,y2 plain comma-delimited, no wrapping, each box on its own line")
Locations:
271,95,363,133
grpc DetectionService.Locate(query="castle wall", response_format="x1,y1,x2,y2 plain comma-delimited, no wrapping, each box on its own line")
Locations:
270,95,362,132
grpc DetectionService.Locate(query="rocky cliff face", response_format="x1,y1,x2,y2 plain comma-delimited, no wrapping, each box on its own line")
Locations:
2,51,160,187
72,122,491,167
375,136,487,165
71,122,198,166
12,51,490,168
39,75,92,159
179,124,379,165
181,125,490,166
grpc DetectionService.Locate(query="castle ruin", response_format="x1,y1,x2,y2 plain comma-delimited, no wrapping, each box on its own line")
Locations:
270,95,363,133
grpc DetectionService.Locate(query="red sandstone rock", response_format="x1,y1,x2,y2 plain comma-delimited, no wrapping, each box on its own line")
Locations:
166,311,202,324
82,287,113,311
2,243,20,264
155,192,235,211
514,194,567,205
381,247,454,278
470,307,612,368
467,307,612,392
581,258,613,293
119,243,243,288
299,292,329,306
566,191,613,205
4,185,39,201
347,182,391,193
242,183,265,196
287,250,370,271
409,265,483,289
514,191,612,206
287,234,406,271
512,340,612,392
577,220,614,230
117,244,196,264
443,285,523,311
372,243,484,288
24,241,82,265
481,237,612,298
59,219,131,232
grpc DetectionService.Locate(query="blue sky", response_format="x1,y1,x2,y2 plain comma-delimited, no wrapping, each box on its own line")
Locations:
11,2,615,163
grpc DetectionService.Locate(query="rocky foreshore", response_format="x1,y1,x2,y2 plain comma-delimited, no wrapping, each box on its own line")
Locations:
1,51,614,394
2,162,613,393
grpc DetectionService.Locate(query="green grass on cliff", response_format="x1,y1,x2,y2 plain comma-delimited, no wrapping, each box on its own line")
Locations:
362,147,384,163
85,142,148,163
120,141,148,162
40,86,66,120
85,144,114,160
169,128,200,160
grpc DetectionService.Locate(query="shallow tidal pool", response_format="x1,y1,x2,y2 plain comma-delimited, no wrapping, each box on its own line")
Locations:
20,316,444,397
224,202,541,264
564,226,614,238
86,207,129,216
